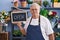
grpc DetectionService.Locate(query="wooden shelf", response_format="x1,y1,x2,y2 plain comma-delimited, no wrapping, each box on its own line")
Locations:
45,7,60,10
13,37,25,39
11,7,60,10
12,37,26,40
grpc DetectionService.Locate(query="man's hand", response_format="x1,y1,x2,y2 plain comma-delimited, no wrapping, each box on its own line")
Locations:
12,22,26,35
49,33,55,40
12,22,22,26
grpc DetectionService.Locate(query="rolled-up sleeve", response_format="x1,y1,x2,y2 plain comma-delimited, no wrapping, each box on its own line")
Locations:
45,18,54,35
24,21,29,32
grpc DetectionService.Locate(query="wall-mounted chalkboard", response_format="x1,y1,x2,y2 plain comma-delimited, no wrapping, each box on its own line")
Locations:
11,11,27,23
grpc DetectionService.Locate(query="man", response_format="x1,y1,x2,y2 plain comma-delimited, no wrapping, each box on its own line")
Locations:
14,3,55,40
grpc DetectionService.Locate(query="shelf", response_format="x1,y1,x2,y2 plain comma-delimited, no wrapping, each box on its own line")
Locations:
11,7,30,10
11,7,60,10
19,7,60,10
45,7,60,10
13,37,25,39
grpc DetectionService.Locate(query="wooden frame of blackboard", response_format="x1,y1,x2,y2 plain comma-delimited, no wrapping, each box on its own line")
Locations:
11,11,27,23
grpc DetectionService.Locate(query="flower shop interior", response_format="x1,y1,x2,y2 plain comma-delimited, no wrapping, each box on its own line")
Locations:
0,0,60,40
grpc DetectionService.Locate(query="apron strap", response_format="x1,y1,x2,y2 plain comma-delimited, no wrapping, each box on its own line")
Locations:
29,16,40,25
39,16,40,25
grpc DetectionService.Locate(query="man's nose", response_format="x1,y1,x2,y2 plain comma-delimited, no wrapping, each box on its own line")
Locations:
33,10,36,12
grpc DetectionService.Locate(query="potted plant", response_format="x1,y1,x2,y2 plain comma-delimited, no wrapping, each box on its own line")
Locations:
13,30,22,37
19,0,27,8
0,10,10,23
14,1,18,8
43,0,49,7
27,0,33,4
40,8,49,17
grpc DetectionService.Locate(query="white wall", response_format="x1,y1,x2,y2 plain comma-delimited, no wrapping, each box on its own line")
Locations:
0,0,51,12
0,0,13,12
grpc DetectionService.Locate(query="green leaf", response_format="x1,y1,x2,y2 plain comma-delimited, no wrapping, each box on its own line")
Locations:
58,0,60,2
40,9,49,17
13,30,22,36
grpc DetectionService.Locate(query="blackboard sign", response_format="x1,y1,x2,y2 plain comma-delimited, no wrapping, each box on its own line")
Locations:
11,11,27,23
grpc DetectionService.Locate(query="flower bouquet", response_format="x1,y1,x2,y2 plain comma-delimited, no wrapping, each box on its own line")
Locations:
0,10,10,23
0,10,9,32
40,9,59,28
48,10,60,28
48,11,57,20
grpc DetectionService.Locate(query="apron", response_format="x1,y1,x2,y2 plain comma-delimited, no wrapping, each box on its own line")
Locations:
26,16,45,40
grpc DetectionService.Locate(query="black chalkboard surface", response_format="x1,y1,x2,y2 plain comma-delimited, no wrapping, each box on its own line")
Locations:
11,11,27,23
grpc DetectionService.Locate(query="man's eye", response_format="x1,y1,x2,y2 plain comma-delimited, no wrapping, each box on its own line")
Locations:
31,9,37,10
35,9,37,10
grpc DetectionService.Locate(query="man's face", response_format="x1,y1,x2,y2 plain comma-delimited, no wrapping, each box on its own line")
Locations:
30,5,40,16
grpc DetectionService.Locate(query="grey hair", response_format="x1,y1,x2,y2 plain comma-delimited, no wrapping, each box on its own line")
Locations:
30,3,40,9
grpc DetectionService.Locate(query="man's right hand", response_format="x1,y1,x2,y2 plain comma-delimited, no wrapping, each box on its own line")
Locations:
12,22,22,27
12,22,26,35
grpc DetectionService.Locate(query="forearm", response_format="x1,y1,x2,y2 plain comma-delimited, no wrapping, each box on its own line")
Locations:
49,33,55,40
18,25,26,35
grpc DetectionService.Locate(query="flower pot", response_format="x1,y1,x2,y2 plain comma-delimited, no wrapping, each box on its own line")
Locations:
33,0,42,6
27,0,33,4
43,1,49,7
14,1,18,8
20,1,27,8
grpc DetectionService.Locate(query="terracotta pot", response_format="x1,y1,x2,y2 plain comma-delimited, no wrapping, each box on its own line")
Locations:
14,1,18,8
20,1,27,8
5,17,10,23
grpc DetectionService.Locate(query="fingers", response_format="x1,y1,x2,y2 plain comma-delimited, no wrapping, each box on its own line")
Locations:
12,22,22,26
17,22,22,26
